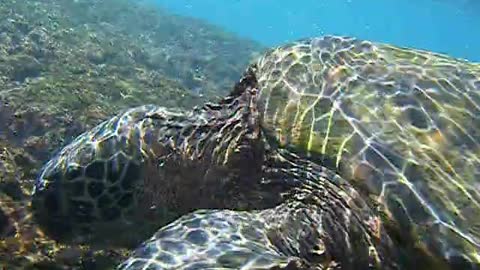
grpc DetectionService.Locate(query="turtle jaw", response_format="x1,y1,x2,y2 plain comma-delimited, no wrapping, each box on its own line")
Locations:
31,189,77,242
32,159,76,241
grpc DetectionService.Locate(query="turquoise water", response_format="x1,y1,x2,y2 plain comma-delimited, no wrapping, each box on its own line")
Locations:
3,0,479,269
152,0,479,61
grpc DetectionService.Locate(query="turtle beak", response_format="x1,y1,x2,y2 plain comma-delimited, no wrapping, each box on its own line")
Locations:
32,159,73,240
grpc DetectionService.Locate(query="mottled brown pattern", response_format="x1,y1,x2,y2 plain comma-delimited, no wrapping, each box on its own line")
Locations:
256,36,480,267
34,36,480,270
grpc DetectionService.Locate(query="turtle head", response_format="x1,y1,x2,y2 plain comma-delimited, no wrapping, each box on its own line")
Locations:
31,105,175,244
31,73,278,245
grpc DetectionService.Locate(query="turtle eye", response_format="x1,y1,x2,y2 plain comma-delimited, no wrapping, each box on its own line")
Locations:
33,159,60,194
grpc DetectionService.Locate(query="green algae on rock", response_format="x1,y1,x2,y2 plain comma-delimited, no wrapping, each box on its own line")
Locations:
0,0,262,268
32,36,480,270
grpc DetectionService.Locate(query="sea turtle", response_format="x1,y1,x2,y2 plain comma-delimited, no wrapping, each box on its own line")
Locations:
31,36,480,269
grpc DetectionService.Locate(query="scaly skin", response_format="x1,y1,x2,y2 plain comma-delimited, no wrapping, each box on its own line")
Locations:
33,70,395,269
119,147,398,270
31,72,287,246
33,36,480,269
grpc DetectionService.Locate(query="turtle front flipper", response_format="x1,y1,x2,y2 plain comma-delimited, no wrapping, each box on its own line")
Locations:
117,209,308,270
118,151,398,270
259,151,401,270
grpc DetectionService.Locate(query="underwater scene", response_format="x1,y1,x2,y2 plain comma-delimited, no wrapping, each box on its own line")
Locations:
0,0,478,269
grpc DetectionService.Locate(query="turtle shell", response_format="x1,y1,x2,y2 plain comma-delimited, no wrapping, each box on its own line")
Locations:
253,36,480,265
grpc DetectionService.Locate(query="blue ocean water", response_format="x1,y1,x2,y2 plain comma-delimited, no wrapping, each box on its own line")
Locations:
151,0,479,61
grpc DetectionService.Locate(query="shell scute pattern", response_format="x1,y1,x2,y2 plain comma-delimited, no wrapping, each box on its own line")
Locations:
255,36,480,263
32,36,480,269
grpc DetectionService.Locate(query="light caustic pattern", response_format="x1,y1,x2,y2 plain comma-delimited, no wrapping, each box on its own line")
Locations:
32,36,480,269
32,105,186,243
118,209,301,270
255,36,480,263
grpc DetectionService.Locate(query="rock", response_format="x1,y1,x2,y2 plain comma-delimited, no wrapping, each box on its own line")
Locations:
0,0,263,268
0,209,10,236
9,54,42,82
